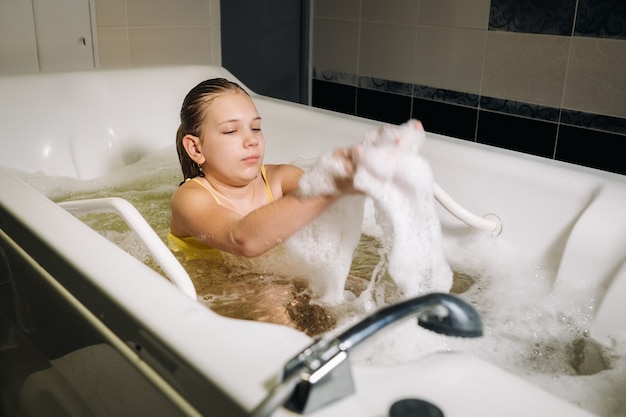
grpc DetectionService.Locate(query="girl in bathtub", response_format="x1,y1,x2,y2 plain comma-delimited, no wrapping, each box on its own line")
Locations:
168,78,364,335
168,77,359,257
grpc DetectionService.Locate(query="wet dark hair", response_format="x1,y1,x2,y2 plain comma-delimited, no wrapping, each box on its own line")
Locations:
176,78,249,184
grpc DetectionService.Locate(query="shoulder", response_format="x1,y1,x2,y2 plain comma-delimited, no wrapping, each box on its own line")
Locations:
170,179,220,234
264,164,303,195
171,178,216,207
265,163,303,177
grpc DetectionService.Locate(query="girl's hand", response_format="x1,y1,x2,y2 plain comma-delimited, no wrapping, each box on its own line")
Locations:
296,146,364,197
332,147,362,195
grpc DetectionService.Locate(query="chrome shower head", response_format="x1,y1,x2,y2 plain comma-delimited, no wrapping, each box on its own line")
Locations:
416,293,483,338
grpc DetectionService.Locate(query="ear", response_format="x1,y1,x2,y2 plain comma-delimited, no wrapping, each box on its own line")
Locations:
182,134,205,165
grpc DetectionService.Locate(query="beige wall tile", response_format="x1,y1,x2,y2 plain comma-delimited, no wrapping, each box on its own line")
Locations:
210,25,221,66
96,0,126,27
0,0,39,74
418,0,490,29
209,0,220,26
126,0,211,26
312,18,360,74
98,27,130,67
359,22,417,83
564,37,626,118
361,0,419,25
483,32,569,107
314,0,361,20
95,0,220,69
415,26,485,94
128,27,211,66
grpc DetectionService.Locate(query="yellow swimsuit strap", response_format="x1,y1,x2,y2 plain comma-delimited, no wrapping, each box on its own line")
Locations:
188,165,274,205
189,177,222,204
260,165,275,202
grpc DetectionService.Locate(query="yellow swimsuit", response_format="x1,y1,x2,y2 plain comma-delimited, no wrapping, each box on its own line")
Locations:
168,166,274,258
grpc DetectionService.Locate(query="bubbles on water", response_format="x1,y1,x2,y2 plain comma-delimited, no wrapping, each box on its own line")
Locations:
339,223,625,416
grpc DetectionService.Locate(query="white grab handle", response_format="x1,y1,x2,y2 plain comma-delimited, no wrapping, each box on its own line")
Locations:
58,197,197,300
433,182,502,236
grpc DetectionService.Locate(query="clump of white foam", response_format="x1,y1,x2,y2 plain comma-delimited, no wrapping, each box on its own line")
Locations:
284,148,365,303
353,120,452,296
287,119,451,304
286,197,365,302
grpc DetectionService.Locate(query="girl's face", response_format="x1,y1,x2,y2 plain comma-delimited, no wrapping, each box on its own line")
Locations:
198,92,264,185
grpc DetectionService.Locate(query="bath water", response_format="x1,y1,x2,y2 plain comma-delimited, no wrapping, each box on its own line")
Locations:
15,140,626,417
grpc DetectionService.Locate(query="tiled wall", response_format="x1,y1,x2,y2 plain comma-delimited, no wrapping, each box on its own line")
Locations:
95,0,221,68
311,0,626,176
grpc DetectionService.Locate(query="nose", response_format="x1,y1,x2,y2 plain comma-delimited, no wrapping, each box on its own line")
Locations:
243,128,260,147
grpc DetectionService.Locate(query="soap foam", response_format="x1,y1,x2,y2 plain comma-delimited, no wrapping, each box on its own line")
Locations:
352,120,452,296
292,120,452,304
347,230,626,416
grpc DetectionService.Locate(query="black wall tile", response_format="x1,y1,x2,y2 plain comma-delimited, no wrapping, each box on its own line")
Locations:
359,76,413,96
313,68,357,86
311,71,625,177
489,0,576,36
413,84,479,108
561,109,626,135
477,111,558,158
556,125,626,175
575,0,626,40
312,79,356,115
480,96,560,122
412,98,478,141
355,88,413,125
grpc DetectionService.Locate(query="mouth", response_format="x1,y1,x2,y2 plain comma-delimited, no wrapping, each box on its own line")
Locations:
242,155,260,164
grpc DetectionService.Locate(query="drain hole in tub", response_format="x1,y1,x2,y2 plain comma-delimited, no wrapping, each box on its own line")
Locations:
525,335,610,376
570,337,610,375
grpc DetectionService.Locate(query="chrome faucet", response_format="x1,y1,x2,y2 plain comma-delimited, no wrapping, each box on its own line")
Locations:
252,293,483,416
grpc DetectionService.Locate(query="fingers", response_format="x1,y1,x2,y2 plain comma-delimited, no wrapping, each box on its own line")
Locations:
332,147,357,177
332,146,364,195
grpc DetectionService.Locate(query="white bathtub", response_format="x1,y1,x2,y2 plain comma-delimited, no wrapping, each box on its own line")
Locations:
1,66,625,417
